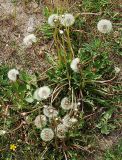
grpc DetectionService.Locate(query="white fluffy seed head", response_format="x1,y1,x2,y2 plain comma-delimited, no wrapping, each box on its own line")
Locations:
33,86,51,100
0,130,6,136
69,117,78,124
33,88,42,101
62,115,78,128
48,14,59,27
7,69,19,81
97,19,112,33
61,97,72,110
43,105,58,118
40,128,54,141
23,34,37,47
38,86,51,99
34,115,47,129
70,58,80,72
56,124,67,138
59,30,64,34
62,114,72,127
60,13,75,27
115,67,120,73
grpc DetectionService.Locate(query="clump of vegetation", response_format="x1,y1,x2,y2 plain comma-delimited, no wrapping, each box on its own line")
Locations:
103,139,122,160
0,1,122,159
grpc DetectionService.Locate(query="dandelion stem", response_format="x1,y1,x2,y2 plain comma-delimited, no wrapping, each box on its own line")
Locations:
66,27,74,59
53,27,62,64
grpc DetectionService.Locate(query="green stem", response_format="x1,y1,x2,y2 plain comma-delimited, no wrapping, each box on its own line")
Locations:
66,27,74,60
53,27,62,64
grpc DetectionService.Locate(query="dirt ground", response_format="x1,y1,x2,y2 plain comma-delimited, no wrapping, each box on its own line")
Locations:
0,0,51,73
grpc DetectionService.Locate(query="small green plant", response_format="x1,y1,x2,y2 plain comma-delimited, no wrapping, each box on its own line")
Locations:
103,139,122,160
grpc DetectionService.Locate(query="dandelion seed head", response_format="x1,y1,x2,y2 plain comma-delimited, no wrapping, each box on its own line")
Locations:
33,86,51,100
38,86,51,99
34,115,47,129
48,14,59,27
56,124,67,138
69,117,78,123
33,88,42,101
23,34,37,47
115,67,120,73
41,128,54,141
70,58,80,72
43,105,58,118
60,13,75,27
0,130,6,136
61,97,72,110
62,115,78,127
59,30,64,34
62,114,71,127
77,102,81,106
7,69,19,81
97,19,112,33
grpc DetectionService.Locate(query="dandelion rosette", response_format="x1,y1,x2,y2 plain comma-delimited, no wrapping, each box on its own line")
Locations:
40,128,54,141
60,13,75,27
43,105,58,118
34,115,47,129
48,14,59,27
7,69,19,81
23,34,37,47
70,58,80,72
97,19,112,33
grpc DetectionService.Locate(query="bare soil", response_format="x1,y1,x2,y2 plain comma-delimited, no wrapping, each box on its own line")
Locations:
0,0,51,73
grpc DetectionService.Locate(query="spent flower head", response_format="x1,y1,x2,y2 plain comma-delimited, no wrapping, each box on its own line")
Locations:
48,14,59,27
33,88,41,101
56,124,67,139
70,58,80,72
59,30,64,34
115,67,120,73
33,86,51,100
43,105,58,118
0,130,6,136
34,115,47,129
97,19,112,33
60,13,75,27
40,128,54,141
7,69,19,81
62,114,72,127
62,114,78,128
23,34,37,47
61,97,72,110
